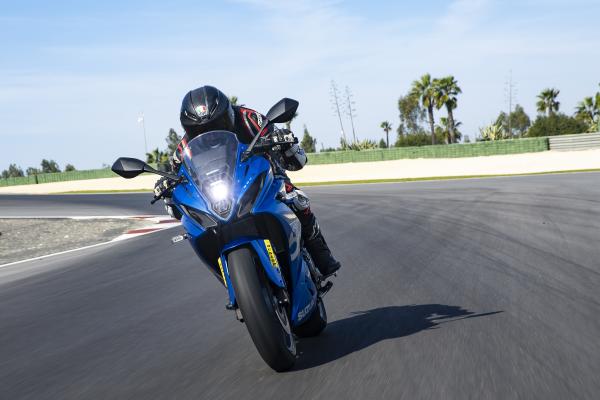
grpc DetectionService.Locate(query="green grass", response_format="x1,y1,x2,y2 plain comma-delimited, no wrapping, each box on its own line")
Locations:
53,168,600,193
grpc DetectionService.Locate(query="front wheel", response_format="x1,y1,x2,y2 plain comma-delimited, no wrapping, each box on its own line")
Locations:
228,247,296,372
293,297,327,338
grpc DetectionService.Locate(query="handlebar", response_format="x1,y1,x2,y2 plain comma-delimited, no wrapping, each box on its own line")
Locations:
242,134,298,161
151,176,186,204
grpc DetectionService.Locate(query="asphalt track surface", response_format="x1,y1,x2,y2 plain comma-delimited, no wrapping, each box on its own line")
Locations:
1,173,599,399
0,193,156,217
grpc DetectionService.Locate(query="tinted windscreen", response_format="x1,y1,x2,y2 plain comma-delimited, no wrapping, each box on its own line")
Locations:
183,131,239,216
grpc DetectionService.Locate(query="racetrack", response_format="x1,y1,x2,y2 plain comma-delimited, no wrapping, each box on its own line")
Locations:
1,173,599,399
0,193,156,217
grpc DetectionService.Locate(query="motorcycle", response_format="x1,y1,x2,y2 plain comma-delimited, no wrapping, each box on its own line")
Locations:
111,98,333,372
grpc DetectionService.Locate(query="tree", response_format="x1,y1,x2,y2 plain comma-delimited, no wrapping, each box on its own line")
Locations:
410,74,437,144
146,148,169,164
1,164,24,179
26,167,40,176
436,117,462,143
300,124,317,153
395,132,444,147
510,104,531,137
229,96,238,106
41,159,60,173
536,88,560,116
397,93,425,137
495,104,531,137
380,121,392,148
434,76,462,143
378,138,387,149
527,113,588,137
64,164,76,172
165,128,182,155
575,93,600,132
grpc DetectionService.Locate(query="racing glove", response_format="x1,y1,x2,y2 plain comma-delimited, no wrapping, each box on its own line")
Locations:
274,129,307,171
154,176,173,198
154,177,182,220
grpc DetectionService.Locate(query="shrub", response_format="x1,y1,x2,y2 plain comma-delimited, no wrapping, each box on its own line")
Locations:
527,114,588,137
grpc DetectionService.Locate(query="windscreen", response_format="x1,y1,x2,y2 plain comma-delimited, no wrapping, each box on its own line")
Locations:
183,130,239,218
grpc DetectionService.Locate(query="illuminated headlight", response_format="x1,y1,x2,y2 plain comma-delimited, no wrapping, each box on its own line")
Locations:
209,180,229,201
206,180,232,217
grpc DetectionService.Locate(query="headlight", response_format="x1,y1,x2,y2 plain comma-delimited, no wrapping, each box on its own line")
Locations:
209,180,229,201
204,179,232,218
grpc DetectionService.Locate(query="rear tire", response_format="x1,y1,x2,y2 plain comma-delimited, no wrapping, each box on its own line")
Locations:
293,297,327,338
228,247,296,372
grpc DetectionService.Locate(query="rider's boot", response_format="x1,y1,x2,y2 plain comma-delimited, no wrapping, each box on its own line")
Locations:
287,185,341,278
299,212,341,278
304,231,341,278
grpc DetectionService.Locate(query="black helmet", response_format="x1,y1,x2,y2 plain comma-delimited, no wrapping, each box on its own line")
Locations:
180,86,235,138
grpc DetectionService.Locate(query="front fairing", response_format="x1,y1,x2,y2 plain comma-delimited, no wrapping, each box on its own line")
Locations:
172,131,273,227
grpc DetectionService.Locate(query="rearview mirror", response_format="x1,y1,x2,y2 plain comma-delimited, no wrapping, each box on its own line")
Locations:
112,157,179,180
265,98,299,124
111,157,154,179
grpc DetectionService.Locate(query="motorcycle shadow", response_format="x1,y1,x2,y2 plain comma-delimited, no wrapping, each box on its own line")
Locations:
293,304,502,370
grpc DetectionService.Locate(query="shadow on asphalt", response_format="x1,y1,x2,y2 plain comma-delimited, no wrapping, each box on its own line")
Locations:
294,304,502,370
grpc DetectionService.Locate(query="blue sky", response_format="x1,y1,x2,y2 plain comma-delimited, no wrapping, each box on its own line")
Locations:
2,0,599,170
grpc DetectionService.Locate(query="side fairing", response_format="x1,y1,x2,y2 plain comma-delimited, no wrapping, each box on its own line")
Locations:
253,176,316,325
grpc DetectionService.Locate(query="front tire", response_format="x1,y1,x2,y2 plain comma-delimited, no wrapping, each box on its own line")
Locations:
293,297,327,338
228,247,296,372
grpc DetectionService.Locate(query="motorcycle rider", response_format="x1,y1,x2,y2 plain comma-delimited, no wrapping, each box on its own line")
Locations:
155,85,341,277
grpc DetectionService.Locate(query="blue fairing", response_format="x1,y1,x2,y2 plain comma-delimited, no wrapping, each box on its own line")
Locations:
170,131,317,326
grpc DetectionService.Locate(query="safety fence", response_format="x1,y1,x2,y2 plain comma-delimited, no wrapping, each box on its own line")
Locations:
548,132,600,151
0,138,549,187
0,168,116,187
308,137,549,165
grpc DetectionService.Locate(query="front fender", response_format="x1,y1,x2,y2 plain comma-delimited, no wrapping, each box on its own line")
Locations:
220,238,285,305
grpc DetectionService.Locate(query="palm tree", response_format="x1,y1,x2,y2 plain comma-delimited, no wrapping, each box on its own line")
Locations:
536,88,560,116
438,117,462,143
434,76,462,143
575,93,600,132
411,74,437,145
380,121,392,148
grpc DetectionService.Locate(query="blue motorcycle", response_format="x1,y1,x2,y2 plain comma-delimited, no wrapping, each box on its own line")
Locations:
112,98,333,371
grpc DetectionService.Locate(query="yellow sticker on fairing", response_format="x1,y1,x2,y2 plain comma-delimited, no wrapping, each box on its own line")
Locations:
264,240,279,268
218,257,227,287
